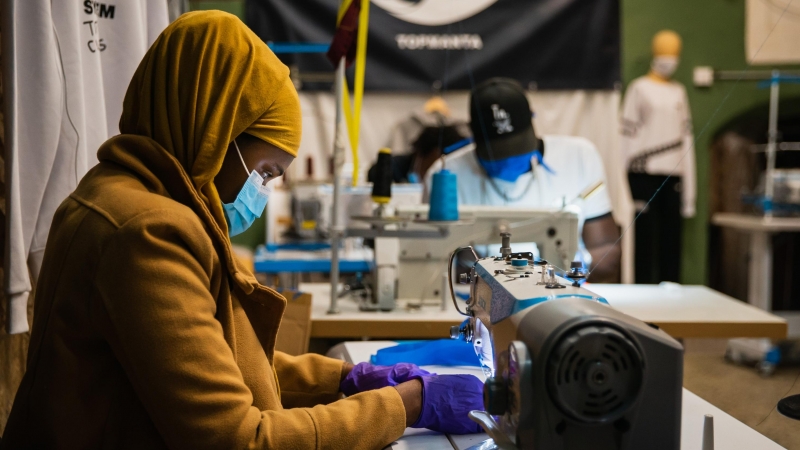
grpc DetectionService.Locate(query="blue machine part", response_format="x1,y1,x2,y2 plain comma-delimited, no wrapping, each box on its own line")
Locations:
264,242,331,252
756,74,800,89
254,259,372,274
742,194,800,215
473,259,608,321
512,294,609,314
765,347,782,365
254,244,372,274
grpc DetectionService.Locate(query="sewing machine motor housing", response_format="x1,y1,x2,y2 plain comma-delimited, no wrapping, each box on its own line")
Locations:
460,256,684,450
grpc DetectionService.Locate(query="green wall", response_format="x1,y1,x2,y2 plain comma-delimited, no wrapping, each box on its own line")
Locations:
193,0,800,280
623,0,800,284
189,1,243,19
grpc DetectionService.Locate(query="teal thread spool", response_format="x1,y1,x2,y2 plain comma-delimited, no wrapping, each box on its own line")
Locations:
428,169,459,221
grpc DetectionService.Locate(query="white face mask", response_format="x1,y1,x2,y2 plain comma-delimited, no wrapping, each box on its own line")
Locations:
651,56,679,79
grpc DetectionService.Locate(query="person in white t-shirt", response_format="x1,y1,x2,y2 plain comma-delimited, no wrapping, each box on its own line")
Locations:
426,78,621,282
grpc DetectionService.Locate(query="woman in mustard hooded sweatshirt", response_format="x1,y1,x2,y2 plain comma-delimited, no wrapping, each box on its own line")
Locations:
1,10,484,450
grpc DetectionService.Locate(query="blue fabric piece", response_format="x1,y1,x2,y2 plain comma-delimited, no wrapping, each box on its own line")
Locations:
370,339,481,367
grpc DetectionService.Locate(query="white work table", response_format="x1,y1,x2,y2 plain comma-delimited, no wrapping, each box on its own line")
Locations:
303,282,787,340
330,341,785,450
711,212,800,311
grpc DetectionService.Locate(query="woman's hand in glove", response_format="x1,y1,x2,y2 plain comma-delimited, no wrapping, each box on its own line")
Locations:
411,374,485,435
339,362,432,396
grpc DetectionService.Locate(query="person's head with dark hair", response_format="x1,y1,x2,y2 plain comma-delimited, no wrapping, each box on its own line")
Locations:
411,125,466,178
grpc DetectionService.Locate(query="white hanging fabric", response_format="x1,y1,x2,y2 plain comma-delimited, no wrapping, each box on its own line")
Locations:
2,0,169,334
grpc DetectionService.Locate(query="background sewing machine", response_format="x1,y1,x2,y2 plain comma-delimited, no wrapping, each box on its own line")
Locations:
386,205,579,307
344,204,579,311
271,183,425,243
451,234,685,450
257,183,423,289
263,185,580,313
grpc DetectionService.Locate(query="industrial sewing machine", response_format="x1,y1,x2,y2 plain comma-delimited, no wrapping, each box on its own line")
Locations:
269,183,581,312
450,234,684,450
349,205,579,311
391,205,578,306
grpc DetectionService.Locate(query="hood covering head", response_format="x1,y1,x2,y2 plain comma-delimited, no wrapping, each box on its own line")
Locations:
119,10,300,214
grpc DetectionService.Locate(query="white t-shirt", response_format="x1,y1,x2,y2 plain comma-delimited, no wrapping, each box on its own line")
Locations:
425,135,613,220
620,76,696,218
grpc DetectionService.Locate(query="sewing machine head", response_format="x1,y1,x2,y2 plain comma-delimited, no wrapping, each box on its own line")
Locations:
449,235,684,450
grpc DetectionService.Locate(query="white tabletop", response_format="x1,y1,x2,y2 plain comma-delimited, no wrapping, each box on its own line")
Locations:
303,282,787,339
590,283,786,339
334,341,785,450
711,212,800,232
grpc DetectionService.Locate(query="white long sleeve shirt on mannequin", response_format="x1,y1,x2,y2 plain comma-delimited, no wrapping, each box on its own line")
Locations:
620,76,696,218
2,0,168,334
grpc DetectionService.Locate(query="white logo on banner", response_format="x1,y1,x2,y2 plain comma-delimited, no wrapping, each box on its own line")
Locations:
395,34,483,50
372,0,498,26
491,104,514,134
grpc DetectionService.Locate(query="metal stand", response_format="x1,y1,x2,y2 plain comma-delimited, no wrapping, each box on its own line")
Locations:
764,70,780,217
328,58,346,315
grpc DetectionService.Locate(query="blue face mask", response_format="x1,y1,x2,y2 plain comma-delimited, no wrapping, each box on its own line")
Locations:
478,149,554,183
222,139,271,237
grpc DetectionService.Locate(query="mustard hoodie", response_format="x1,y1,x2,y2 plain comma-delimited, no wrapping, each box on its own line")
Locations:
1,11,406,449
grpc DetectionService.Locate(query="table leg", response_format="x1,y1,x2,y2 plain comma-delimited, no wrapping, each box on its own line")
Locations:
748,231,773,311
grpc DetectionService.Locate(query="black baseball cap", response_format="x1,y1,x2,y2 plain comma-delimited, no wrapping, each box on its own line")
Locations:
469,78,538,161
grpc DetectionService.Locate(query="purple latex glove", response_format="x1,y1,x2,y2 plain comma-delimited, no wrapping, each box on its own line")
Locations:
340,362,432,396
411,374,485,435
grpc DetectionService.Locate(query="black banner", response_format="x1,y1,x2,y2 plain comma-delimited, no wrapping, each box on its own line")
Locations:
245,0,620,91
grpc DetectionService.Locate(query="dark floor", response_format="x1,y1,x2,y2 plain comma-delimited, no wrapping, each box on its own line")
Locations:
683,339,800,450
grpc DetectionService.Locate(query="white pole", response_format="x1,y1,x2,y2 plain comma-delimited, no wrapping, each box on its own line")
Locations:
764,70,780,218
328,57,346,314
